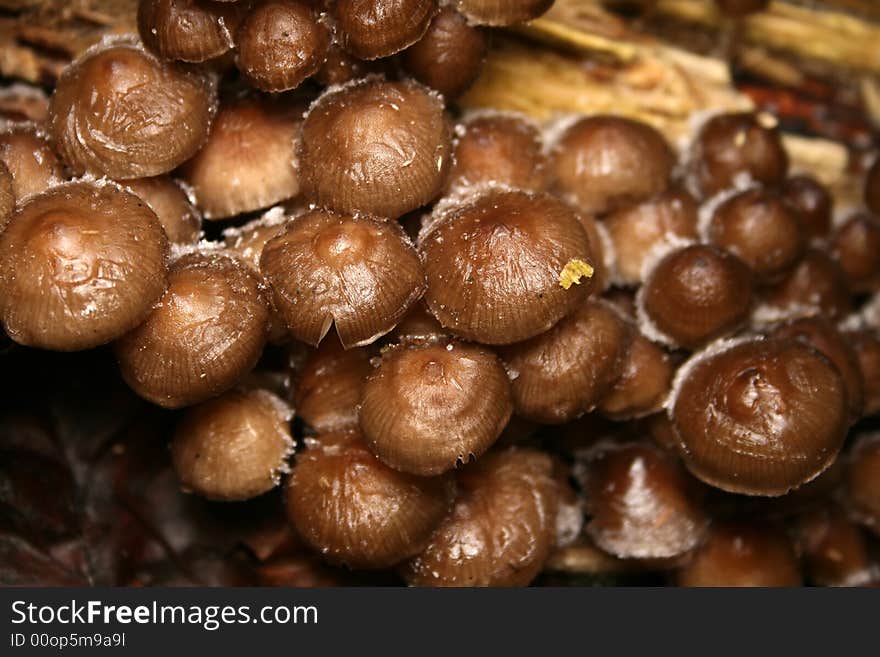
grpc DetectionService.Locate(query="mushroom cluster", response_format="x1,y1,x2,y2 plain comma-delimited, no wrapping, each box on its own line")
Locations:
1,0,879,587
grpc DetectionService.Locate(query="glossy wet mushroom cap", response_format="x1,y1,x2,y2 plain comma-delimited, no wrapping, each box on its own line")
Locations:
48,42,216,179
639,244,753,349
707,457,846,521
285,429,455,569
445,113,547,193
402,7,487,100
236,0,330,92
842,434,880,537
782,175,833,241
293,337,372,432
359,339,513,476
771,317,864,423
115,251,270,408
759,248,852,321
454,0,555,26
171,390,294,501
690,112,788,197
299,79,451,219
0,181,169,351
581,442,710,560
179,96,303,220
260,208,426,348
597,332,673,420
501,299,633,424
671,337,849,496
122,176,202,245
708,187,805,283
866,157,880,216
676,521,801,586
403,448,560,586
0,123,65,200
550,115,675,215
604,187,699,285
829,212,880,294
421,189,595,344
332,0,438,60
138,0,246,63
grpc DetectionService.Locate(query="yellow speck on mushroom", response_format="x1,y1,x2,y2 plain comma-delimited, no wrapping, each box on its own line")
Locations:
559,259,594,290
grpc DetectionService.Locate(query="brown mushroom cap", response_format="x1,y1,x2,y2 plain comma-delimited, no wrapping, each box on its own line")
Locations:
179,96,302,220
293,337,372,432
0,181,169,351
402,7,487,100
676,521,801,586
236,0,330,92
314,43,384,87
829,212,880,294
403,448,560,586
640,243,753,349
122,176,202,245
454,0,555,26
708,188,805,282
671,337,849,496
285,429,455,569
782,175,833,241
138,0,246,63
690,112,789,197
48,41,216,179
643,412,680,453
847,329,880,417
115,251,270,408
388,300,446,342
759,248,852,321
793,505,875,587
0,161,12,229
445,113,547,193
867,157,880,216
222,208,290,272
0,123,65,200
421,189,595,344
843,434,880,537
771,317,864,423
550,115,676,215
298,78,451,219
222,208,296,345
260,208,426,348
582,442,710,560
604,188,699,285
171,389,294,501
333,0,438,60
597,332,673,420
359,339,513,476
0,85,50,123
501,299,633,424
